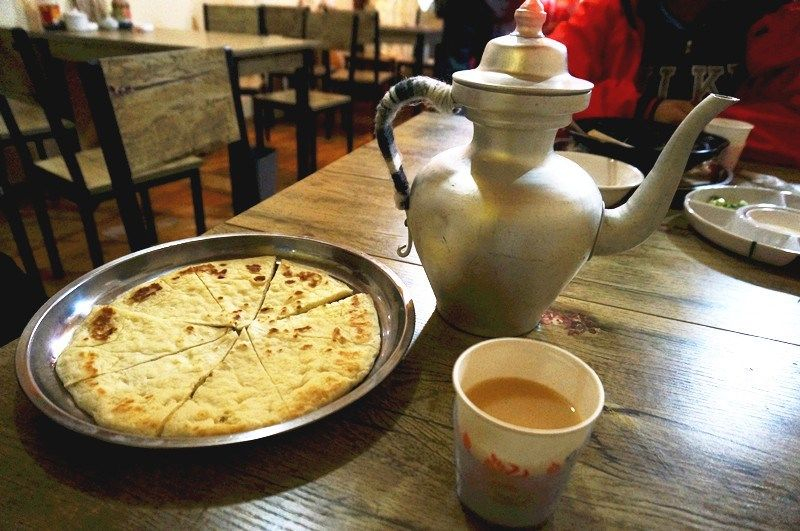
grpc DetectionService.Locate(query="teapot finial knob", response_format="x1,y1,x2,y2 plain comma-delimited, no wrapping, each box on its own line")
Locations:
514,0,547,38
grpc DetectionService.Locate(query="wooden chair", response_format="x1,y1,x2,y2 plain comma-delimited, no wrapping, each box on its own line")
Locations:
0,28,71,282
262,5,309,91
252,8,356,164
203,4,263,35
77,46,248,253
4,28,226,265
390,8,439,78
203,4,266,95
330,9,399,106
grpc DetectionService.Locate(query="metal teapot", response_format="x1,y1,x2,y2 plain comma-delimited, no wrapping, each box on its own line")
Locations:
375,0,735,337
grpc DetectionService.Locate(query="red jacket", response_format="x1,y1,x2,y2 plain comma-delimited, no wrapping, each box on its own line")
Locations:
549,0,800,168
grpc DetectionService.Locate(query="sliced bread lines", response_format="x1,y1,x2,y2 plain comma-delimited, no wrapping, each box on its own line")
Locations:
56,256,380,438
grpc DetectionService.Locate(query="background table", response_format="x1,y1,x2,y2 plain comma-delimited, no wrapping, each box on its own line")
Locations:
3,112,799,528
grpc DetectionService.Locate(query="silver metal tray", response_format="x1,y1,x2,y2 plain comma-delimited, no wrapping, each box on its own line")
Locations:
15,233,415,448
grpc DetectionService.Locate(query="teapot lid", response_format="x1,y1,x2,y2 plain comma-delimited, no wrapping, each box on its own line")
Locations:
452,0,592,96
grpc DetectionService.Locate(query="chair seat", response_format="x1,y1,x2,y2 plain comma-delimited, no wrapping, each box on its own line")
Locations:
255,89,351,112
330,69,397,85
34,148,202,195
0,99,73,141
239,75,266,94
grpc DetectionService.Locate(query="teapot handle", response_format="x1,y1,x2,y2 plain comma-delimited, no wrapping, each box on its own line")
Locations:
375,76,458,210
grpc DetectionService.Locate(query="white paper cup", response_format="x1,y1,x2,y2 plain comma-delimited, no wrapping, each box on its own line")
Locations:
704,118,754,172
452,338,604,527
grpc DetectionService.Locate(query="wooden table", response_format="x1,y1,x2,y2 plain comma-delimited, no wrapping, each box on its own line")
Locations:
3,112,800,528
34,28,321,208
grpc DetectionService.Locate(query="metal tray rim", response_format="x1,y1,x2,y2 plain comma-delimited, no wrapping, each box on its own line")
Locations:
15,233,415,448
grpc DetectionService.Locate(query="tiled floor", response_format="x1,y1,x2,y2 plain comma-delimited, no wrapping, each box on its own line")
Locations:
1,101,386,298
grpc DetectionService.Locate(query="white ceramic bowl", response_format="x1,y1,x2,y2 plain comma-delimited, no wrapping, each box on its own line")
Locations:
558,151,645,207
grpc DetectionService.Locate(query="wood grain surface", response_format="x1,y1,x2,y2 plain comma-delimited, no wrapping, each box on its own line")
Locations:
100,48,239,177
204,5,261,35
3,111,799,529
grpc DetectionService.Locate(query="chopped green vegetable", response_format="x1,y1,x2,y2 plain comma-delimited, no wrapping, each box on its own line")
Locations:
707,196,748,209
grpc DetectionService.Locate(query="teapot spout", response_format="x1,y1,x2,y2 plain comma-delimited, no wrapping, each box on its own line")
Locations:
593,94,738,256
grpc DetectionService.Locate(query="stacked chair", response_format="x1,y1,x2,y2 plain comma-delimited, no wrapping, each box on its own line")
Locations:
331,9,399,107
252,7,357,164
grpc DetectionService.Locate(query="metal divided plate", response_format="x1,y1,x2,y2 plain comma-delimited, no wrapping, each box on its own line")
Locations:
15,234,415,448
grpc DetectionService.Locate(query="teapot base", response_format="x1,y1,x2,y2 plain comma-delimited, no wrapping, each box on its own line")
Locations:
435,305,541,339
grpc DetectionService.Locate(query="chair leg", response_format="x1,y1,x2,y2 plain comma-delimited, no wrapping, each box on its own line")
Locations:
264,106,275,142
0,190,45,298
33,139,47,159
29,186,64,278
1,150,51,286
189,169,206,235
344,103,354,153
324,110,334,139
254,101,265,150
78,203,104,268
139,188,157,244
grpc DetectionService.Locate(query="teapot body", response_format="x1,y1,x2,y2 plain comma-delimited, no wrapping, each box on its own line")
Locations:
375,1,737,336
408,134,603,337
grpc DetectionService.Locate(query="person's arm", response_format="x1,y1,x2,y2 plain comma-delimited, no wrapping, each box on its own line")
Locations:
548,0,643,119
723,2,800,167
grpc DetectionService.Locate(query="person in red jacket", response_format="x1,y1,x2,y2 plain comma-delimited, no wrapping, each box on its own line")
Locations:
548,0,800,168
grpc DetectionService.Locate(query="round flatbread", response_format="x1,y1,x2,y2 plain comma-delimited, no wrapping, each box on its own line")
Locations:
55,257,381,438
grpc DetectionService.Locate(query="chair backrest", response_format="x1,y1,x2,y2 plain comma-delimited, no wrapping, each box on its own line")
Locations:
203,4,264,35
0,28,37,105
87,47,242,178
355,9,379,49
0,28,79,185
354,10,385,83
306,8,358,52
262,5,308,39
79,47,246,250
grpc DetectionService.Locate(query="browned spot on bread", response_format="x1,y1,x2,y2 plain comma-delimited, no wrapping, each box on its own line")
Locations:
332,328,346,344
185,325,194,332
294,325,312,333
112,398,138,413
246,264,261,273
298,271,322,287
88,307,117,341
301,344,312,350
191,264,222,275
236,342,248,351
254,275,266,282
282,266,294,277
339,350,358,360
293,290,304,296
285,279,295,284
81,351,98,378
268,328,279,335
130,283,162,303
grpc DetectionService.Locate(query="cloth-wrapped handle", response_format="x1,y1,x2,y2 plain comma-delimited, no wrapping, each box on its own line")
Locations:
375,76,458,210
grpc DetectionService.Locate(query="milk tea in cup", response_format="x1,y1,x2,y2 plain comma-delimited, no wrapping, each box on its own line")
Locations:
452,338,604,527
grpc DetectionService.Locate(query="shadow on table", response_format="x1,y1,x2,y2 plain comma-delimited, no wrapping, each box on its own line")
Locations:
662,213,800,295
13,313,480,512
